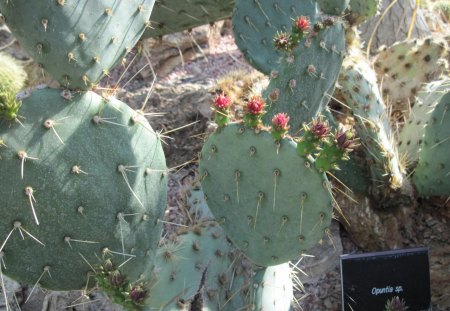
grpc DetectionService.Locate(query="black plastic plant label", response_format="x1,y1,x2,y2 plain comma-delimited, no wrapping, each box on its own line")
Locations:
340,247,431,311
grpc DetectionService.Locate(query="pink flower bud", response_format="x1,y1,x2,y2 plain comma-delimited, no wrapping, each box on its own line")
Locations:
246,96,265,115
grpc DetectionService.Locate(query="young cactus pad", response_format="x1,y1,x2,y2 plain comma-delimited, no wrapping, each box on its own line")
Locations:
0,0,155,90
0,88,167,290
141,0,234,39
262,19,346,131
317,0,350,15
252,263,293,311
199,123,333,266
232,0,317,75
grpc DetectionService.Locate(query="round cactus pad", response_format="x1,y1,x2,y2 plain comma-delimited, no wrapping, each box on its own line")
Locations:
199,123,333,266
0,88,167,290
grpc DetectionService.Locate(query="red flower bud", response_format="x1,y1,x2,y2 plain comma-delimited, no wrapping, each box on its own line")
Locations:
214,92,231,110
272,113,290,131
246,96,265,115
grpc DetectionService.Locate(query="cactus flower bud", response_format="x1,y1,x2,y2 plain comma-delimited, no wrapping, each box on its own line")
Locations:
213,92,232,127
273,32,294,51
243,96,266,128
271,113,290,140
129,285,147,304
214,92,231,111
295,16,310,32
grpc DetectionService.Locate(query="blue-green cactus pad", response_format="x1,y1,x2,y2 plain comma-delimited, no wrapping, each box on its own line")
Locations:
232,0,318,75
0,0,155,90
142,0,235,39
0,88,167,290
199,123,333,266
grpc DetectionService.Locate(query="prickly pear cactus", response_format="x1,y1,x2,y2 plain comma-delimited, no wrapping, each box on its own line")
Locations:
338,49,405,193
346,0,380,25
0,88,167,291
0,0,155,90
252,263,293,311
141,0,235,39
398,79,450,165
262,18,346,131
199,123,333,266
373,37,449,110
413,88,450,197
232,0,318,75
317,0,350,15
0,52,27,121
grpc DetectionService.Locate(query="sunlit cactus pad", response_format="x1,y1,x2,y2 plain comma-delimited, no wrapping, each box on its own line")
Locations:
0,0,155,90
199,123,333,266
0,88,167,290
142,0,235,39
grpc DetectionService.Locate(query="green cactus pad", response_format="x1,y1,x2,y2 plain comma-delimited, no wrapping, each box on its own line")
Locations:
199,123,333,266
317,0,350,15
262,22,346,131
252,263,293,311
141,0,234,39
0,88,167,290
398,79,450,165
413,88,450,197
373,37,449,111
338,50,404,193
0,0,155,90
346,0,380,25
232,0,318,75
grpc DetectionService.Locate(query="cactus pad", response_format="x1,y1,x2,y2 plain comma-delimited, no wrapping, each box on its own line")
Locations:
373,37,449,111
0,88,167,290
398,79,450,165
338,50,404,192
346,0,380,25
262,21,346,131
142,0,234,39
317,0,350,15
232,0,318,74
252,263,293,311
199,123,333,266
0,0,155,90
413,88,450,197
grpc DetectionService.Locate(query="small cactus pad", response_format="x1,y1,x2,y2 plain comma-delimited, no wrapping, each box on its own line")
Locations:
232,0,317,74
0,88,167,290
317,0,350,15
398,79,450,165
141,0,234,39
252,263,293,311
0,0,155,90
199,123,333,266
346,0,380,25
373,37,449,110
413,88,450,197
262,21,346,131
